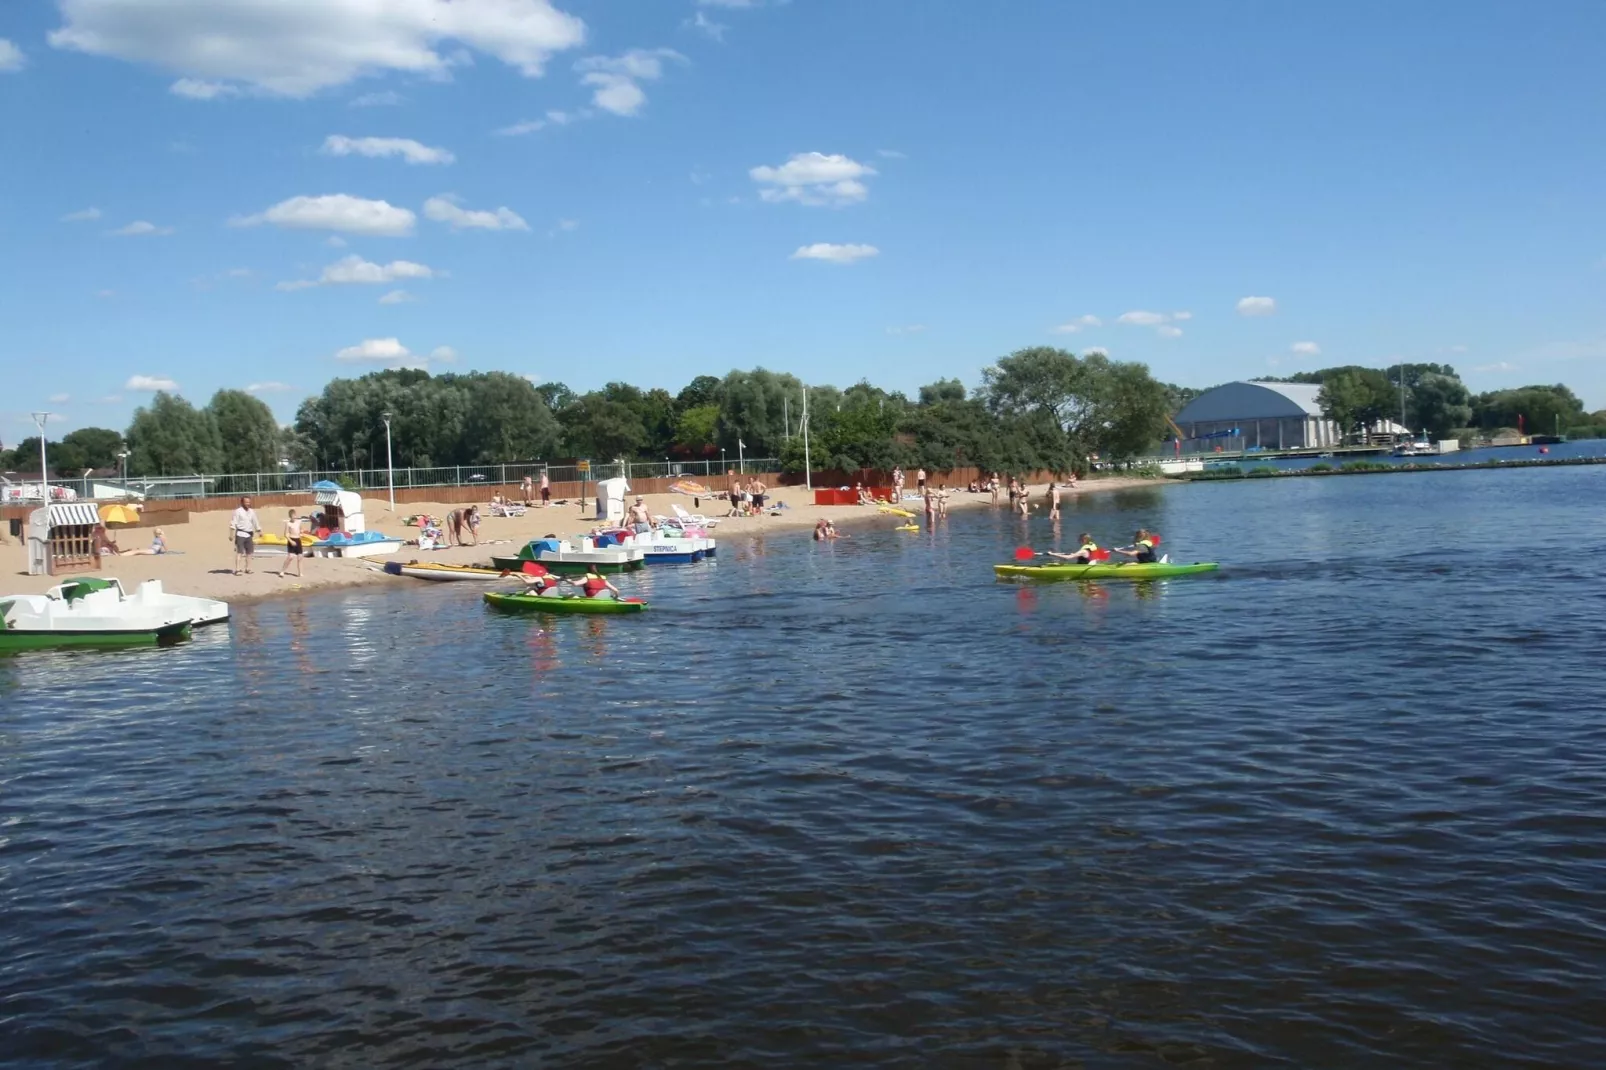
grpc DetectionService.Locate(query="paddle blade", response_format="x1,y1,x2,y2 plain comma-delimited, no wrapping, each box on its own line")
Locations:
1150,535,1162,545
1014,547,1036,561
1092,549,1111,561
521,561,548,576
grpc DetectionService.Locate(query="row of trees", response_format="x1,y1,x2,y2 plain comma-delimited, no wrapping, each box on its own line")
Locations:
1269,364,1604,441
7,353,1601,478
0,390,285,478
1,348,1178,478
288,350,1175,477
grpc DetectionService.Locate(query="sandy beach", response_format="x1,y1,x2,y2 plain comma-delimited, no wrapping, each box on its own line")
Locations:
0,477,1166,604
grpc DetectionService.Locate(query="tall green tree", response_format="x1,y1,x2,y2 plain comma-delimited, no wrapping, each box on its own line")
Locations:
208,389,282,472
463,373,562,462
1407,372,1473,438
981,347,1169,467
126,392,224,475
58,427,126,471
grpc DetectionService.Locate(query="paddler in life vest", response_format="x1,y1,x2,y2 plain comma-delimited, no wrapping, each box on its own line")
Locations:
579,564,621,600
1114,529,1159,563
1047,533,1100,563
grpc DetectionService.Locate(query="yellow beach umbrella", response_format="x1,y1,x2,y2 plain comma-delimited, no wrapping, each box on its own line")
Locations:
99,502,141,525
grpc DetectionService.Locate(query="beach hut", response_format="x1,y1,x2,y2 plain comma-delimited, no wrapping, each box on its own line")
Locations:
310,481,367,535
27,503,103,576
595,476,630,522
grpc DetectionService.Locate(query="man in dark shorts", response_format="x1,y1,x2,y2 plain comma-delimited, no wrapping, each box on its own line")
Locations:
231,496,261,575
540,469,551,506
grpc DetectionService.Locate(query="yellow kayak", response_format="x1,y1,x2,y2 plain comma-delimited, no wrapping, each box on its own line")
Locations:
878,506,915,518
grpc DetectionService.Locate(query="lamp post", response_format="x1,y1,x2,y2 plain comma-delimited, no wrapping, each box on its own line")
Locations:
380,411,395,512
117,449,130,498
30,412,51,501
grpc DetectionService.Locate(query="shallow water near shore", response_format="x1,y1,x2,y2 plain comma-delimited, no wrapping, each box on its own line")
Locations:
3,467,1605,1067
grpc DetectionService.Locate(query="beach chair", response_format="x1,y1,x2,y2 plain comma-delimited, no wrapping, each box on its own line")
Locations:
671,504,721,527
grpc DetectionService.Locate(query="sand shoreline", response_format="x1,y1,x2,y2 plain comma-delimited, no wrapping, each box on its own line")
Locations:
1,477,1169,606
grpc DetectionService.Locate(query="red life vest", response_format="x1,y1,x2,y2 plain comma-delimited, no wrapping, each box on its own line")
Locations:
582,574,608,596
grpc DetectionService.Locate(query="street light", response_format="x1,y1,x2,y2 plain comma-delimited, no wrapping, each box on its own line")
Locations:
30,412,51,501
117,449,130,498
380,411,395,512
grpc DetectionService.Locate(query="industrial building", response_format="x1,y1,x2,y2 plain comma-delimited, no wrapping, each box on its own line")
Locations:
1173,381,1341,450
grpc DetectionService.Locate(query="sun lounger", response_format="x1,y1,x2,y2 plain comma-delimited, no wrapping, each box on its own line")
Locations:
671,504,721,527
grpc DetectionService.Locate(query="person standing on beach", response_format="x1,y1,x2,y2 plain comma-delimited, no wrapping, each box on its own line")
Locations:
1049,482,1062,521
1018,485,1031,516
892,466,905,502
231,496,262,575
751,477,767,513
923,488,935,527
937,484,949,519
277,509,304,579
916,467,927,493
991,473,1001,507
540,469,551,507
520,475,534,505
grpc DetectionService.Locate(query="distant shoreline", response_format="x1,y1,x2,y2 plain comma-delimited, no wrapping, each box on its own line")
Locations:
1177,455,1606,483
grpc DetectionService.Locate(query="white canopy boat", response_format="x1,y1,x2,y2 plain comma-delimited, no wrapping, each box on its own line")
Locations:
1,581,196,652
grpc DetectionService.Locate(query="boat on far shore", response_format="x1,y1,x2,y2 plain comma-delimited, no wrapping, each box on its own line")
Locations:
489,537,644,575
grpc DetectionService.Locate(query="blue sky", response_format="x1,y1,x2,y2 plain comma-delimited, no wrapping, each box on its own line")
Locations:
2,0,1604,440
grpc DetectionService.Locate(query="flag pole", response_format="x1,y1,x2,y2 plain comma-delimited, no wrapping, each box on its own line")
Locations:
802,384,812,491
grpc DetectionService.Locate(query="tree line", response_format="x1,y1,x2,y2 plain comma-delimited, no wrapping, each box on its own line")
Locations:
5,352,1602,479
1265,364,1606,441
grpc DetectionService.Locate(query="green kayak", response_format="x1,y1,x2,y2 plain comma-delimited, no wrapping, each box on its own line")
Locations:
483,591,648,615
994,561,1220,581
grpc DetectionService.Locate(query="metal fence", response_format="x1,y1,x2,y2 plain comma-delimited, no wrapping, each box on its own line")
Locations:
43,458,783,501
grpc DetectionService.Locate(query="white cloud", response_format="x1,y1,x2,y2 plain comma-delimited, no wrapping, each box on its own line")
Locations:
47,0,587,98
1446,344,1468,354
698,0,757,6
278,255,437,290
497,119,546,136
326,235,348,248
423,194,528,231
349,90,402,106
232,194,416,236
1473,361,1516,373
575,48,685,116
0,39,25,72
171,78,238,99
1172,311,1193,321
1157,325,1183,338
96,394,123,404
1236,295,1276,316
246,381,294,393
495,109,576,135
1290,341,1321,356
61,206,102,222
378,289,415,304
126,374,178,391
688,11,726,40
886,324,927,335
49,393,71,403
750,152,876,206
226,267,252,277
1084,347,1109,357
322,135,454,165
1116,310,1167,326
1051,314,1101,334
335,337,411,363
430,345,458,362
110,220,174,236
790,242,879,264
877,149,906,159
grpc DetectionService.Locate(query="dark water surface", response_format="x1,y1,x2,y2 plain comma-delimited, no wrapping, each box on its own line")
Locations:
4,468,1605,1067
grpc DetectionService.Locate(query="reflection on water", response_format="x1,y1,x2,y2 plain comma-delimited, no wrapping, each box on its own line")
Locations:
3,466,1606,1066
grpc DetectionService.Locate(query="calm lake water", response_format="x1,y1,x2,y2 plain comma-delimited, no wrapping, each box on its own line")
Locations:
4,467,1604,1067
